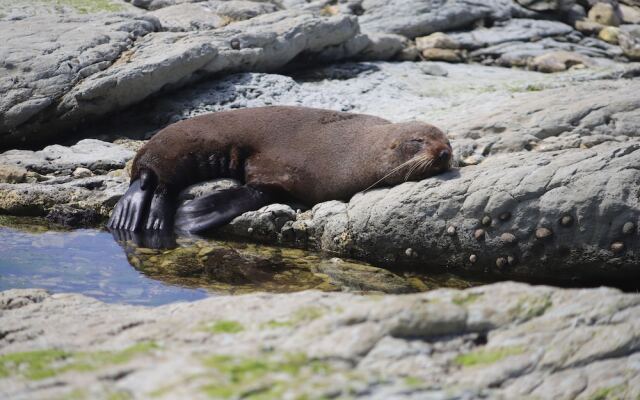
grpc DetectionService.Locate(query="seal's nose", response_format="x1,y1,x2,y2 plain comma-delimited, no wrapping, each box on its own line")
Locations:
438,149,451,164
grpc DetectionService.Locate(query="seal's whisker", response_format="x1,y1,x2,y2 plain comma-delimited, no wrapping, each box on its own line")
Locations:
364,157,420,192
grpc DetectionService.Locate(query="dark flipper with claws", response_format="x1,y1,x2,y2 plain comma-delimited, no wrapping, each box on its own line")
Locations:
175,185,274,234
108,170,156,231
108,170,176,232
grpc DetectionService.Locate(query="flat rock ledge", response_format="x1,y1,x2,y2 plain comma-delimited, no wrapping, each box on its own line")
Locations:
0,283,638,399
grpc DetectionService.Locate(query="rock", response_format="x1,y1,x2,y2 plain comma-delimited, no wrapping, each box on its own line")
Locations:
0,139,134,175
150,1,279,31
575,19,606,34
515,0,576,11
72,167,92,179
620,3,640,23
0,283,638,399
588,2,622,26
530,51,591,72
0,164,28,184
566,3,588,25
415,32,460,50
449,19,575,50
353,33,407,60
421,48,465,63
0,14,159,150
45,204,102,228
178,179,240,202
619,25,640,59
1,10,360,148
598,25,621,43
357,0,539,38
313,257,415,293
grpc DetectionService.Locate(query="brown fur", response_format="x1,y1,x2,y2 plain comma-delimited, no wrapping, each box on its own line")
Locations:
132,106,450,205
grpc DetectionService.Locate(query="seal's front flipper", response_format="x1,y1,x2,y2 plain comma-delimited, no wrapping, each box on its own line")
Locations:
175,186,273,234
145,189,176,231
107,170,156,231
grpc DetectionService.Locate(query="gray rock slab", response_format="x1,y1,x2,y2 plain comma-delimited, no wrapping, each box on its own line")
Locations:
5,10,359,149
1,10,363,149
0,283,638,399
449,18,575,49
357,0,539,38
0,139,134,174
0,14,159,149
149,0,280,31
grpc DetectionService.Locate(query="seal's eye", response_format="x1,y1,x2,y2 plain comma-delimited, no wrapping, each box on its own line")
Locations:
400,139,424,155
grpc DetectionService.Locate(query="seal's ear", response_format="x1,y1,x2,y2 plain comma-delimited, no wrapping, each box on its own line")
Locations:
175,186,274,234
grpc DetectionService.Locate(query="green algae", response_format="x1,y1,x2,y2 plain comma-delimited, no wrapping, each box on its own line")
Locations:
452,292,483,306
200,353,332,399
454,346,525,367
589,385,626,400
513,294,553,321
51,0,124,13
262,306,324,329
0,342,157,380
204,320,245,334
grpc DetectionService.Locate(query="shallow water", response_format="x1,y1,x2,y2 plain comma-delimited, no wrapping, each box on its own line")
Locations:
0,220,209,306
0,216,481,305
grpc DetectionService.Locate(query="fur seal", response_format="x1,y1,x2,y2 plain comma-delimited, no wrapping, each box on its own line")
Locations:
108,106,452,234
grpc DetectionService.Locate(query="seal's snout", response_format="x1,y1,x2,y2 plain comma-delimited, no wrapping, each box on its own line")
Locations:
438,149,451,163
435,148,452,170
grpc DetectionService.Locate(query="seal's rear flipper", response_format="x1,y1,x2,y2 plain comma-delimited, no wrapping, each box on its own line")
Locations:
107,170,156,231
175,185,273,234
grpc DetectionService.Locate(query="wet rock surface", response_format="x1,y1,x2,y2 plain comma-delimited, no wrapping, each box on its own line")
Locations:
0,283,638,399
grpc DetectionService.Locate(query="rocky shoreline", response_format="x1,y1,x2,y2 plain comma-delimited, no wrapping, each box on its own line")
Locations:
1,1,640,398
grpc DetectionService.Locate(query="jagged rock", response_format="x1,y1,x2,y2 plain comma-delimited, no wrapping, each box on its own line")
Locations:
0,283,638,399
619,24,640,59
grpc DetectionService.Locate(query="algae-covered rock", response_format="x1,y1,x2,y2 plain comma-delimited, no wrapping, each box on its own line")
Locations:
0,283,638,399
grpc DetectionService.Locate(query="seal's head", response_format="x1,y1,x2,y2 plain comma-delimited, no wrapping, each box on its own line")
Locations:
374,122,452,187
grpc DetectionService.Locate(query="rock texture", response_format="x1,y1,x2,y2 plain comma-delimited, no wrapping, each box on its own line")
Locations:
0,283,638,399
2,0,639,147
0,14,159,148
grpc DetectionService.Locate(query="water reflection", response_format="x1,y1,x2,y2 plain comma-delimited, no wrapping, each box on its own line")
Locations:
0,216,482,305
